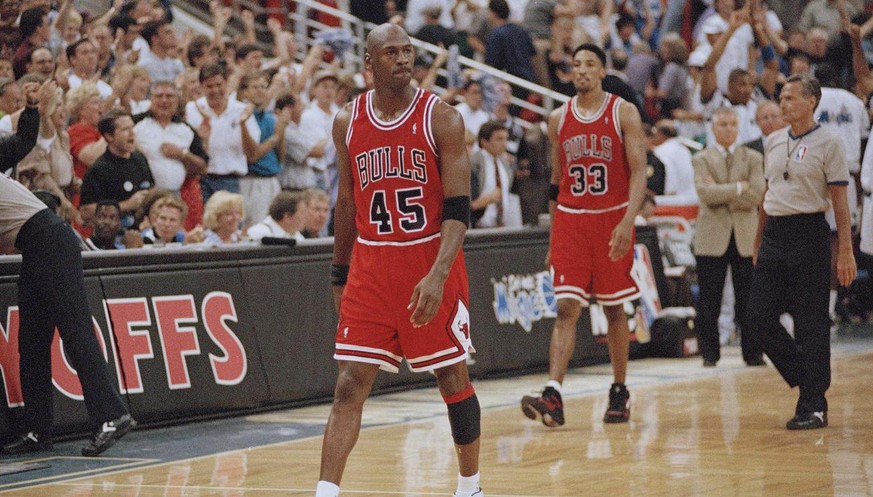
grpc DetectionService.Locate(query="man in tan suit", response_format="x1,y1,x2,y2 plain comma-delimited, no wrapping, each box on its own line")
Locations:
693,107,766,367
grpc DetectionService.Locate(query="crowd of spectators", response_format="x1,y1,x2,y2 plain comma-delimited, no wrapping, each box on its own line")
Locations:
0,0,345,251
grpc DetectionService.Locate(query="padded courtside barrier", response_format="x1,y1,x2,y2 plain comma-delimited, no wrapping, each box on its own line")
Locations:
0,227,663,438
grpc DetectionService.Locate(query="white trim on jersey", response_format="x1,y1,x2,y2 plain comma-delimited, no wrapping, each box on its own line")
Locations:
569,93,611,123
557,201,629,214
422,93,439,157
612,97,623,143
356,232,441,246
365,88,423,130
345,97,359,147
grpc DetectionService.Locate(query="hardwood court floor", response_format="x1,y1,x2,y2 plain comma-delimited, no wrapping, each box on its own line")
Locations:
2,339,872,497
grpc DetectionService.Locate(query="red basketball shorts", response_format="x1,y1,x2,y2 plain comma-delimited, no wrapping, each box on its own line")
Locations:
335,235,473,373
550,205,640,306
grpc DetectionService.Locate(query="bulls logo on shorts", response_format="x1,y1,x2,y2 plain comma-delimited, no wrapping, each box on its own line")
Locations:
450,300,475,355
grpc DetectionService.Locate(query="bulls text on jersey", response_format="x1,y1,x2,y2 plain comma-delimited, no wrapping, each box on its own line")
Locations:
354,145,429,190
562,134,613,164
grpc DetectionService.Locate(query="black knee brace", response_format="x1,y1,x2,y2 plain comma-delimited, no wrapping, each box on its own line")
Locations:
446,388,481,446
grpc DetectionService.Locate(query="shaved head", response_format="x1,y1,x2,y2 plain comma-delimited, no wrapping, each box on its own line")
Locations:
366,23,410,54
365,23,415,90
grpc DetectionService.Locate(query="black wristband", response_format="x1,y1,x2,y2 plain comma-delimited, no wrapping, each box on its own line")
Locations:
330,264,350,285
443,195,471,226
549,184,559,201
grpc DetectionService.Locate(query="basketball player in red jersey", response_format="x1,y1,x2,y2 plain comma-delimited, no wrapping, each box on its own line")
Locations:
521,43,647,427
314,24,482,497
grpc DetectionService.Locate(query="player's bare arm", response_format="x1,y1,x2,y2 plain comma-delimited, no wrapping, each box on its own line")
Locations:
609,100,647,261
331,102,357,315
408,100,470,327
545,107,563,268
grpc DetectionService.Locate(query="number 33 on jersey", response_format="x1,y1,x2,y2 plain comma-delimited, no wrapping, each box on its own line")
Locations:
557,93,631,210
346,88,445,242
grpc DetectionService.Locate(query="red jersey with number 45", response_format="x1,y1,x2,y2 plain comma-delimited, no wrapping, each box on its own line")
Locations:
557,92,630,211
346,88,443,242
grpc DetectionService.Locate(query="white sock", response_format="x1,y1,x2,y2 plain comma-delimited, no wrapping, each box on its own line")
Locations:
829,290,837,318
457,472,480,493
546,380,563,394
315,481,339,497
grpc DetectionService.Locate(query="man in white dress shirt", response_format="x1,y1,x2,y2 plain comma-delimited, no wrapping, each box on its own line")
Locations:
184,63,259,204
651,120,699,206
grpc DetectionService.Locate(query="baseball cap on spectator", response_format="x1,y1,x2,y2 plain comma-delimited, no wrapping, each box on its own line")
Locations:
313,70,339,86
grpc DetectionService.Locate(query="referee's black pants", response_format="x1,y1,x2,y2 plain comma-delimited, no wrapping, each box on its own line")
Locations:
747,212,831,414
15,209,128,439
695,233,759,364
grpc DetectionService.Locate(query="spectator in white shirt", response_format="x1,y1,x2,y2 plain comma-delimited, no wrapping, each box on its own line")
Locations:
65,39,116,102
184,63,259,204
651,119,699,206
699,1,755,96
455,79,490,137
275,92,327,190
247,190,307,242
134,81,208,195
300,71,340,192
137,20,185,84
108,14,149,65
405,0,455,35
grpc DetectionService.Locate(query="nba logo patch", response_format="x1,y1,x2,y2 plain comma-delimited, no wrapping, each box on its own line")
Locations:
412,123,417,135
794,145,808,161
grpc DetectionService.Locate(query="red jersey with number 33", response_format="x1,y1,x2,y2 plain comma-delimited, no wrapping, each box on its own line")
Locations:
557,92,630,210
346,88,444,242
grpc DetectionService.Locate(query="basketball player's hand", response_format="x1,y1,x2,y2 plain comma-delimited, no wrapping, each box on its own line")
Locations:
608,218,633,261
408,272,444,327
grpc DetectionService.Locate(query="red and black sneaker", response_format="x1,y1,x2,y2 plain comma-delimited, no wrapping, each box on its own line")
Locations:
603,383,630,423
521,386,564,427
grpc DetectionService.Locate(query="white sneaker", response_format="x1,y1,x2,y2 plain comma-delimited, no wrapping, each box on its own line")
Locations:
453,489,484,497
